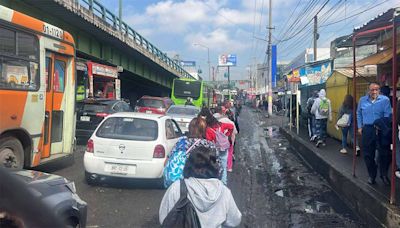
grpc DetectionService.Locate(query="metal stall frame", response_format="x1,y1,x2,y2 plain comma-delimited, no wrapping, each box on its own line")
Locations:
352,13,398,204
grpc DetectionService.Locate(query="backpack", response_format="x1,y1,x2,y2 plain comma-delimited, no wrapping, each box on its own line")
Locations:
163,139,201,188
318,98,329,116
161,180,201,228
211,127,230,151
307,97,315,114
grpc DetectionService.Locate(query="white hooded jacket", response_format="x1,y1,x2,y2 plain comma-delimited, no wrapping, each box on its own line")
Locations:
311,89,332,120
159,178,242,227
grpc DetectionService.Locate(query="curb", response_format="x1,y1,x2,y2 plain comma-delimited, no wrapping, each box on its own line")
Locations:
280,127,400,228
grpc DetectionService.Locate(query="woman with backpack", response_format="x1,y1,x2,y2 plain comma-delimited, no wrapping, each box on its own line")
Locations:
159,146,242,228
336,95,360,155
311,89,332,147
163,117,217,188
199,108,233,185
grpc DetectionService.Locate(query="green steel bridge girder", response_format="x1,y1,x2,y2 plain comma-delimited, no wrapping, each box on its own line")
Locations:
0,0,174,89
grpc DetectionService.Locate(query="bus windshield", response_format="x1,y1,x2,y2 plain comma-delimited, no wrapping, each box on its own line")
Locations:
173,80,201,99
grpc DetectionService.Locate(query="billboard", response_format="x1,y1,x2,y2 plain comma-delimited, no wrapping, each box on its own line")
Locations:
218,54,237,66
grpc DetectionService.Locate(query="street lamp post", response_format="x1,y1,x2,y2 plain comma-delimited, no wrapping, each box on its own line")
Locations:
194,43,210,81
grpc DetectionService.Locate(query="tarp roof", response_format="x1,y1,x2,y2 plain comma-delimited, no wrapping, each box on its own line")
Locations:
355,46,400,66
334,68,376,78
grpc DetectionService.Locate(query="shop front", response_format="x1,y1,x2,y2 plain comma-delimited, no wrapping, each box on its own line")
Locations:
87,61,120,100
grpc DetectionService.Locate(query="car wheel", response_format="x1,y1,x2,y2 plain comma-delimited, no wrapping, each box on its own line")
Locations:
0,137,24,168
85,171,97,185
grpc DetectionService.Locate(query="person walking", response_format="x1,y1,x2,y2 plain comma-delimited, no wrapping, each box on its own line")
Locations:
307,91,319,141
159,146,242,227
163,117,217,188
357,82,392,185
336,95,360,154
214,106,238,173
311,89,332,147
199,108,233,185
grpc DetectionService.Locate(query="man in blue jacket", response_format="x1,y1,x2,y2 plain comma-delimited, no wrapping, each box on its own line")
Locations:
357,82,392,185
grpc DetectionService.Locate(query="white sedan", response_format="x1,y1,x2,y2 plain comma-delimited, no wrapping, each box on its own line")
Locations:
165,105,200,133
83,112,183,185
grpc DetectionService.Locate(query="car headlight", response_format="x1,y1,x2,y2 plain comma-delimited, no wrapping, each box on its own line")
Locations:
66,181,77,193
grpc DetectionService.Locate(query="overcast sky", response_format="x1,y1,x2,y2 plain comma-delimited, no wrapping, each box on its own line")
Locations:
97,0,399,81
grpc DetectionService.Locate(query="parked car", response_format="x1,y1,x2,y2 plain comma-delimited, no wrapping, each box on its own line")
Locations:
134,96,174,114
1,168,87,227
165,105,200,133
83,112,183,185
76,98,132,140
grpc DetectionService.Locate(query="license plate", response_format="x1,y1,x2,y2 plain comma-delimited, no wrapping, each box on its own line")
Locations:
146,110,152,114
80,116,90,121
105,164,136,175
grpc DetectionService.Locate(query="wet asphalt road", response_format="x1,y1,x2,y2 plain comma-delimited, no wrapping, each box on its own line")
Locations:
39,106,363,227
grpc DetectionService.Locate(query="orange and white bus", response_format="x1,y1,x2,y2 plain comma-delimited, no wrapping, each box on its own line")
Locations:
0,5,76,168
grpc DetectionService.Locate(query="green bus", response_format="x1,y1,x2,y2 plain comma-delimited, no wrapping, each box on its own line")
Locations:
171,78,212,107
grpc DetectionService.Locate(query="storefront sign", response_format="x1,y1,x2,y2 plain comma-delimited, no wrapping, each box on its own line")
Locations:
115,79,121,100
288,70,301,82
89,62,118,78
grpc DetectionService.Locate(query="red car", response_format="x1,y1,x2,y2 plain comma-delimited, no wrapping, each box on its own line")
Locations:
134,96,174,114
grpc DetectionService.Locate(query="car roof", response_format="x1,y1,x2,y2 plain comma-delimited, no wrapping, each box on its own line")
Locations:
168,105,200,110
107,112,166,120
139,96,170,101
79,98,120,105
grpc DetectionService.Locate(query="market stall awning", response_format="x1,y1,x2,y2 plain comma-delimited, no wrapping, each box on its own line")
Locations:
355,47,400,66
335,67,376,78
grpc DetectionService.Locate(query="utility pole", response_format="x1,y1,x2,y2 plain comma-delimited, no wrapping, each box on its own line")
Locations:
119,0,122,31
313,15,318,61
267,0,273,115
228,66,231,100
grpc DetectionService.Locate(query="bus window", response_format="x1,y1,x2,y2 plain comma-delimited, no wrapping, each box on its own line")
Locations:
0,27,16,55
0,58,39,91
17,32,39,61
173,80,201,99
46,57,52,91
54,60,65,92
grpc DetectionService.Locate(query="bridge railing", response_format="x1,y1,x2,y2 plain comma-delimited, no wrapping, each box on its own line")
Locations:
77,0,192,78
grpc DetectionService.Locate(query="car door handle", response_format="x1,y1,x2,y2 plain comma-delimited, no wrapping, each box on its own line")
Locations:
10,114,17,120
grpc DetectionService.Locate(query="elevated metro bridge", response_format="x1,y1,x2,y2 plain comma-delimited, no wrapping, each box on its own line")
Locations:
0,0,193,103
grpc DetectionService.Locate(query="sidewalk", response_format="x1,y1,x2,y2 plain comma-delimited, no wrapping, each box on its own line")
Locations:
257,108,400,227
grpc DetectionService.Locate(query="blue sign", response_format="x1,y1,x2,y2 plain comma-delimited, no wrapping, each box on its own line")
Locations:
218,54,237,66
180,61,196,67
271,45,277,88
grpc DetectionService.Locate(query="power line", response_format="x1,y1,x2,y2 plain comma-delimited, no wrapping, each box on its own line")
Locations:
277,0,330,43
320,0,391,27
278,0,320,41
276,0,303,39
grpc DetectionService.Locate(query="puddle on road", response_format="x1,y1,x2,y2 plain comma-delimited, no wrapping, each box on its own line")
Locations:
304,200,333,214
264,127,279,138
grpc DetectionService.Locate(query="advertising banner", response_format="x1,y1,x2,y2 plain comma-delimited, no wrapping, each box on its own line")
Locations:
271,45,277,88
301,61,332,86
218,54,237,66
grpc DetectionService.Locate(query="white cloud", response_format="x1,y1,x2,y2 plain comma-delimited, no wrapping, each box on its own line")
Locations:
185,28,251,52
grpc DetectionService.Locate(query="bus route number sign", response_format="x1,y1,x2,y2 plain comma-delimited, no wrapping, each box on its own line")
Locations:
43,24,64,39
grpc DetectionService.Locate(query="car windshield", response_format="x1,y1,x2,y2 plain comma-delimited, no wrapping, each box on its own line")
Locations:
167,107,199,116
96,117,158,141
138,99,164,108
